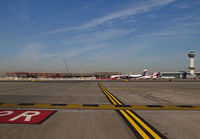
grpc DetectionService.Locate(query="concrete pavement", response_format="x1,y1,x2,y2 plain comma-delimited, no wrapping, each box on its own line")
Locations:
0,81,200,139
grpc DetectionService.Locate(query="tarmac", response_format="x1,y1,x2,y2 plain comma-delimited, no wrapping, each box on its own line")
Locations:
0,80,200,139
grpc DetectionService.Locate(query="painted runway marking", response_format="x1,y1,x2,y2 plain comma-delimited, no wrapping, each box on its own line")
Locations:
0,103,199,110
98,83,167,139
0,110,56,124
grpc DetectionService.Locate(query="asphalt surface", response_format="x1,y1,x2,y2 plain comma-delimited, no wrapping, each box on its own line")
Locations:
0,81,200,139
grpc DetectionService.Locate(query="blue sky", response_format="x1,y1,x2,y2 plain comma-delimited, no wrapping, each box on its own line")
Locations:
0,0,200,73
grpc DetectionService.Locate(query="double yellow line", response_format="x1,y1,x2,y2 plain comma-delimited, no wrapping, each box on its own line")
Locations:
98,83,166,139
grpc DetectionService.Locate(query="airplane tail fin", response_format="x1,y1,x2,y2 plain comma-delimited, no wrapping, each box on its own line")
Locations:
152,72,161,78
142,69,147,76
156,72,161,77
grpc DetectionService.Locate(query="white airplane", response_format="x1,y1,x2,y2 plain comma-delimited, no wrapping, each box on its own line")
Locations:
110,74,128,79
138,72,161,79
110,69,148,79
128,69,148,78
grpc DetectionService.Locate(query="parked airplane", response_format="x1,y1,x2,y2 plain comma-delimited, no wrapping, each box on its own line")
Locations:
128,69,148,78
110,74,128,79
110,69,148,79
138,72,161,79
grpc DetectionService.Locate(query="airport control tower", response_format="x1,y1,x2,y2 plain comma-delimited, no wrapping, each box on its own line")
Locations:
188,50,195,77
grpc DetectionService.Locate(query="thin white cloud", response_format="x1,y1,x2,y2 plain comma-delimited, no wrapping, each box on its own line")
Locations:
172,1,200,10
140,21,200,39
141,31,177,38
40,0,175,35
64,28,136,45
171,15,193,23
81,0,174,28
61,43,108,58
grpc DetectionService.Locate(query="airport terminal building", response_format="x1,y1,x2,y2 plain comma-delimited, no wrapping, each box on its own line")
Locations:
5,72,121,79
5,71,200,79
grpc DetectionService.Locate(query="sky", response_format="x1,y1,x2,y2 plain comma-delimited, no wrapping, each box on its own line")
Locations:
0,0,200,73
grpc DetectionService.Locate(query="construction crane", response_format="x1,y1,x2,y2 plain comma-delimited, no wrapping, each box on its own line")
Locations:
62,57,69,73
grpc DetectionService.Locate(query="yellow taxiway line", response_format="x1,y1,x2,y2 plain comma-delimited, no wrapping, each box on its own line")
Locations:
0,103,199,110
98,83,166,139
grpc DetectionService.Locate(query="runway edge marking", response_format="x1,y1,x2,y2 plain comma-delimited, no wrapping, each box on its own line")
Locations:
98,83,167,139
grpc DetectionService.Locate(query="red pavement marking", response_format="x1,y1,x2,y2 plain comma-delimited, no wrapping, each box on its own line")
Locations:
0,110,56,124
